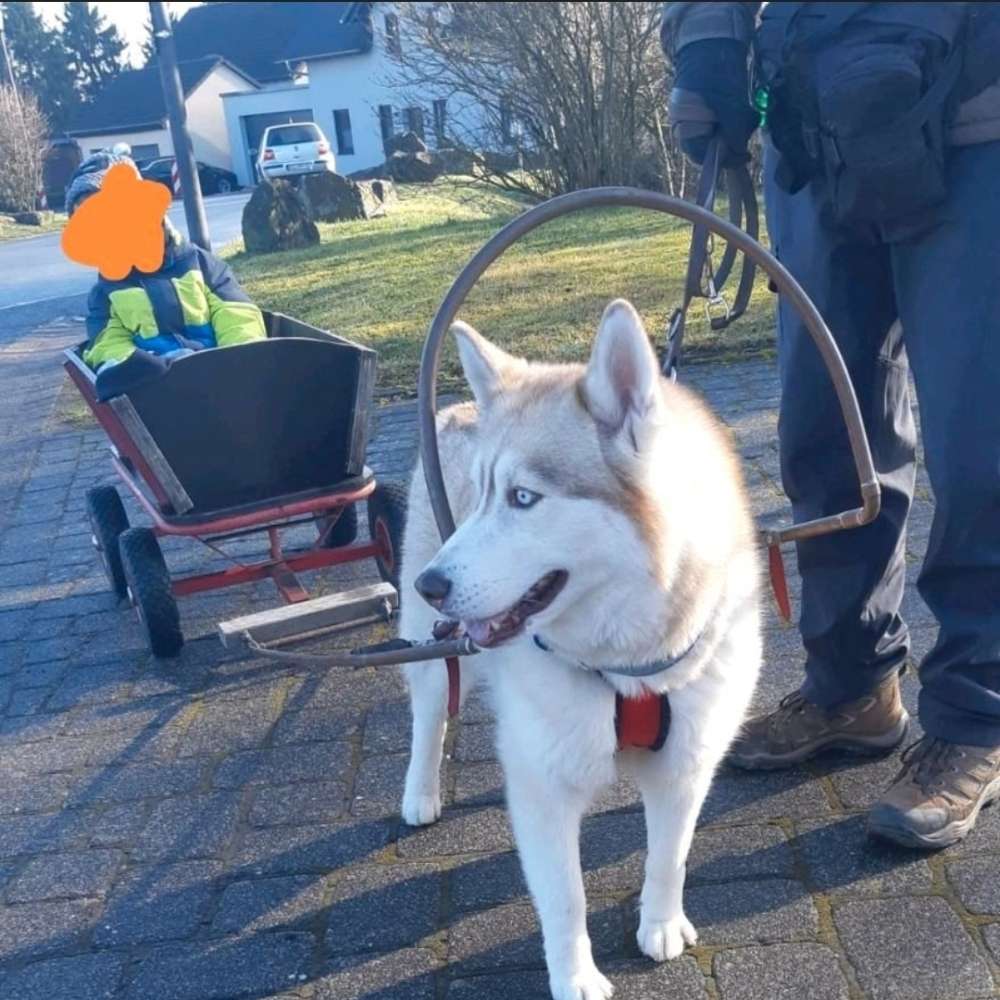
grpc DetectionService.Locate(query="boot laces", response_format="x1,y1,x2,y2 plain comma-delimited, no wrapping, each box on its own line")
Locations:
899,737,967,795
777,691,809,716
768,691,817,740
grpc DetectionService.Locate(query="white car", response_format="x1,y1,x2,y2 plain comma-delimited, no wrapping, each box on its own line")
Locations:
257,122,336,180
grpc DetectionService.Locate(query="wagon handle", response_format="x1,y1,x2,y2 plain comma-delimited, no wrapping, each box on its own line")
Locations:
417,187,881,547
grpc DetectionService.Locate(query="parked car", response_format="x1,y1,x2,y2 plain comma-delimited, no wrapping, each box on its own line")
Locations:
43,138,83,210
256,122,336,181
139,157,240,196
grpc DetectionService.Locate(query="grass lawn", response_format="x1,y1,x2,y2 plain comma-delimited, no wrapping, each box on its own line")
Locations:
49,373,96,431
0,212,66,243
226,178,777,398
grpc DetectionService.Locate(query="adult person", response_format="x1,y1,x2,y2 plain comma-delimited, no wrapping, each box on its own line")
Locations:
661,1,1000,848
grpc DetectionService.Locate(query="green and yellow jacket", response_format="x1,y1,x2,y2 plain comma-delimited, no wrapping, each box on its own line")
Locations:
83,232,265,368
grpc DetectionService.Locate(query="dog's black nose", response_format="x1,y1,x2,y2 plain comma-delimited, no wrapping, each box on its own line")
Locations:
415,568,451,606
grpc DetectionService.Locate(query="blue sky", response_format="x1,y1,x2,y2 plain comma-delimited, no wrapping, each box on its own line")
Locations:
34,1,202,65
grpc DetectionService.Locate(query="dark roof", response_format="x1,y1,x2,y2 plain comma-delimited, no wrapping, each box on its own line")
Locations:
170,2,373,84
67,57,248,137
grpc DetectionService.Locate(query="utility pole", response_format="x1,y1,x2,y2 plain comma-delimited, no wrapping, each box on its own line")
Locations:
0,5,20,95
149,1,211,250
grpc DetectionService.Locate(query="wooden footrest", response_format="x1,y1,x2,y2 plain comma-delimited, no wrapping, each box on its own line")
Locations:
218,581,398,649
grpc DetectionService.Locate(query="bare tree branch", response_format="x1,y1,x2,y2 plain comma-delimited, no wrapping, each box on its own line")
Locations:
389,2,687,199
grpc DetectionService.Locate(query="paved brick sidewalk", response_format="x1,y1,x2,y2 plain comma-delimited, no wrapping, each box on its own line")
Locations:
0,321,997,1000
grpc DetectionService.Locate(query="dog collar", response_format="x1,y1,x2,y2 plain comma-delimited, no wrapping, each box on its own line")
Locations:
531,629,705,678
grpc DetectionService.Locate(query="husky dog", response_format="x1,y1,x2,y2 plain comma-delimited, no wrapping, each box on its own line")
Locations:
398,300,761,1000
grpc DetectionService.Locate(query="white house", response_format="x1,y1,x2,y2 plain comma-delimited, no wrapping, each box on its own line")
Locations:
69,2,490,188
67,57,257,168
218,2,456,187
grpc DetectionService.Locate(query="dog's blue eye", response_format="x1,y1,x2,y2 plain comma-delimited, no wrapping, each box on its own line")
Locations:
510,488,541,509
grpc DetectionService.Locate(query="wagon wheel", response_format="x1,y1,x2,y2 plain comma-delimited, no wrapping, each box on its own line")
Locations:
118,527,183,658
367,482,408,591
86,485,129,600
316,503,359,548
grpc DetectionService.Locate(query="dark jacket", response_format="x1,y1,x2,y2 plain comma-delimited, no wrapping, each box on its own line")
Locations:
661,2,1000,145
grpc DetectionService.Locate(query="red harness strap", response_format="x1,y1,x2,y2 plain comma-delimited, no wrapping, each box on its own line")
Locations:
615,689,671,751
768,542,792,623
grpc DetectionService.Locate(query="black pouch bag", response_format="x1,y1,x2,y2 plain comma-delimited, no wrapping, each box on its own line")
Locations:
762,5,966,239
812,31,963,238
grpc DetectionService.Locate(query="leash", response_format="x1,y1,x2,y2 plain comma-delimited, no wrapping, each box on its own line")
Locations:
657,138,790,623
661,137,759,378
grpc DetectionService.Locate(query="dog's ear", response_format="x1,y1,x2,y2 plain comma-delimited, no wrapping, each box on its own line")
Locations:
452,321,518,407
584,299,662,449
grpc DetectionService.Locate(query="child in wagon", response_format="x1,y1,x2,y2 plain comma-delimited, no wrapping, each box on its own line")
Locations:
63,151,265,396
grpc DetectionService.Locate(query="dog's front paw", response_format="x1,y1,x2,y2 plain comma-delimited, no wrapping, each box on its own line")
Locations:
549,965,614,1000
401,790,441,827
637,913,698,962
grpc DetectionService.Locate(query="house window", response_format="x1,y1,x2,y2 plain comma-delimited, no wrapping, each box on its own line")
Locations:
405,106,425,140
433,99,447,147
384,12,402,57
130,143,161,162
500,99,513,144
333,109,354,155
379,104,395,151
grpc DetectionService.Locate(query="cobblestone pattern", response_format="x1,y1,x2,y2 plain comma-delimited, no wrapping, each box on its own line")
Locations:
0,322,996,999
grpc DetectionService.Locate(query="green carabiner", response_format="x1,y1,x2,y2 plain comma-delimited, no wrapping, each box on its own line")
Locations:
754,87,770,129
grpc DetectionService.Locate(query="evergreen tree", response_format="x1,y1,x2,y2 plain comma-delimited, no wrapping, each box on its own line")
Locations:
62,1,126,104
141,9,156,64
0,1,75,132
140,6,179,65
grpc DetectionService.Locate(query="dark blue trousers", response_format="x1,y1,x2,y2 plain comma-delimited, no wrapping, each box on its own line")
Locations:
765,139,1000,747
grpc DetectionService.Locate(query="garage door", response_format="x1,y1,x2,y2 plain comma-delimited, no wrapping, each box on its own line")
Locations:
240,108,314,182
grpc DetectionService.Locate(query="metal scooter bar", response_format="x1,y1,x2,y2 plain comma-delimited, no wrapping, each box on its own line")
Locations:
418,186,881,547
241,630,480,666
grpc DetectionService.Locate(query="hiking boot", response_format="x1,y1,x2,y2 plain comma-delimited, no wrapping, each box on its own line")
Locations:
868,737,1000,849
728,673,909,770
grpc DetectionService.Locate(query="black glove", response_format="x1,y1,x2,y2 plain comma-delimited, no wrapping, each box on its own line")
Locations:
670,39,759,166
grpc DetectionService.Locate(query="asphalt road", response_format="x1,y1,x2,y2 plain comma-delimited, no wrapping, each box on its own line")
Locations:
0,191,252,314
